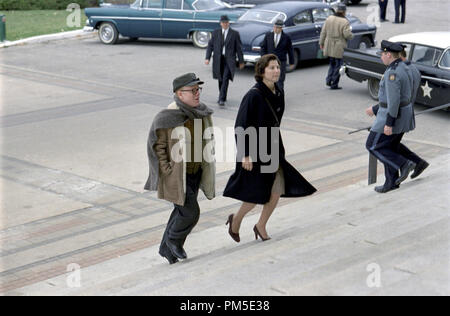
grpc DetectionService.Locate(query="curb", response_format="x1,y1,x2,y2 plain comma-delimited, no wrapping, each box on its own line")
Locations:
0,29,97,48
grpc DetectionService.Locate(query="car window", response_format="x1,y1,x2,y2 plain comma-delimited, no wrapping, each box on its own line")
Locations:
293,10,312,25
412,45,443,67
165,0,182,9
143,0,163,8
312,7,332,22
192,0,225,10
439,49,450,69
399,43,413,59
131,0,141,8
239,10,285,24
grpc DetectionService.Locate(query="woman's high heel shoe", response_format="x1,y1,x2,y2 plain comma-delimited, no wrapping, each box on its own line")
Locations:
226,214,240,243
253,225,271,241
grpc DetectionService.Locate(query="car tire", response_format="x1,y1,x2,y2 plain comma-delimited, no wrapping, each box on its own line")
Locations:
358,36,372,50
368,78,380,100
192,31,211,49
286,49,300,72
98,22,119,45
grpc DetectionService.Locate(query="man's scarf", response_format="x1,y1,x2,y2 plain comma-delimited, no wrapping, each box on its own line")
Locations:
144,95,213,191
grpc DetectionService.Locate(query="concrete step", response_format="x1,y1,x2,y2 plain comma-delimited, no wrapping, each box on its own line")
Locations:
10,153,450,296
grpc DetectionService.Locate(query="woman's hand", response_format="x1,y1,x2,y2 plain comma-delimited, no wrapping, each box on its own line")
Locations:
242,156,253,171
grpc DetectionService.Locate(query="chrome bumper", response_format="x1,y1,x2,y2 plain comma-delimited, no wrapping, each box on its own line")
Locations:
243,54,260,64
83,26,94,32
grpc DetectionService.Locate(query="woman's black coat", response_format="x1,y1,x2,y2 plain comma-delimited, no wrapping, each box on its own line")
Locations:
223,81,317,204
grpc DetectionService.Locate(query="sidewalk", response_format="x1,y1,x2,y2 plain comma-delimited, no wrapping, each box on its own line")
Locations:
0,29,96,48
8,153,449,296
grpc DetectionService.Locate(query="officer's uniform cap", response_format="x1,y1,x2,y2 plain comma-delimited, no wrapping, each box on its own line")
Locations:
377,40,404,55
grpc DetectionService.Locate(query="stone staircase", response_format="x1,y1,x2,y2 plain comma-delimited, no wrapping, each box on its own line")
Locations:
11,154,449,296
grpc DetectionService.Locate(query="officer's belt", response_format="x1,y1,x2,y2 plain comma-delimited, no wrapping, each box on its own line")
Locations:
379,101,410,108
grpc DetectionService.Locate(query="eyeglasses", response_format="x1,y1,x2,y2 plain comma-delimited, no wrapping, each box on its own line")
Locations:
180,87,202,95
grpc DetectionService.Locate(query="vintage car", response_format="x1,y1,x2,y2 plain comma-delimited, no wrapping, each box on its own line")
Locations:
232,1,377,68
84,0,246,48
341,32,450,109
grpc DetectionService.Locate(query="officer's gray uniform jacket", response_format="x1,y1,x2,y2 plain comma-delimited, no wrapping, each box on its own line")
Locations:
371,59,415,134
405,61,421,105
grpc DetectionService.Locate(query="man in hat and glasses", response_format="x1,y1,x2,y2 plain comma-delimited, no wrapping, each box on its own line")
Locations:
145,73,216,264
365,40,416,193
260,19,295,91
319,3,353,90
205,15,245,106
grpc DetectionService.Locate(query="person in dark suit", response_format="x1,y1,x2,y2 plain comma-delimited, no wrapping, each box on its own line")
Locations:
260,19,295,91
223,54,316,242
379,0,389,22
394,0,406,23
205,15,245,106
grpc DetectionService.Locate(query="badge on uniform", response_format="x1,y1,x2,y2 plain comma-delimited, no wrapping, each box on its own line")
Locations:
389,74,396,81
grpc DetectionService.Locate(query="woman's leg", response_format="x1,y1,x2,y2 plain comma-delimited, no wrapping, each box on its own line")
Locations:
232,202,257,233
256,193,281,238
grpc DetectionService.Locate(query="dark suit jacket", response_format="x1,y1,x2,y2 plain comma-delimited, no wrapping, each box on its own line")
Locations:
205,28,244,81
261,31,294,64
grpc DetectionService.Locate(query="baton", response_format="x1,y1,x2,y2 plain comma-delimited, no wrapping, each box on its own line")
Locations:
348,102,450,135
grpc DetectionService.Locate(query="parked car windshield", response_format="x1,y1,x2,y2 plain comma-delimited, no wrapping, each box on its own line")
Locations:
192,0,226,10
239,10,285,24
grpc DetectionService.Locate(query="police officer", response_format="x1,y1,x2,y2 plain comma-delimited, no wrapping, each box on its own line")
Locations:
365,40,416,193
398,46,430,178
394,0,406,23
260,19,295,91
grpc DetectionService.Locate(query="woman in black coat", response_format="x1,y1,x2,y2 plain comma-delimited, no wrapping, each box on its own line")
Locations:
223,54,316,242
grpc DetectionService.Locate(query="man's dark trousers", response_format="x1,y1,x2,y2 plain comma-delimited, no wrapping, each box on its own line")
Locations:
379,0,388,20
278,60,287,91
366,131,408,189
159,169,202,261
219,56,232,102
326,57,343,89
394,0,406,23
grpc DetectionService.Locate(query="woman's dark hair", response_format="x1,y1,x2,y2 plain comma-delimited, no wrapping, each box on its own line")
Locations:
254,54,281,81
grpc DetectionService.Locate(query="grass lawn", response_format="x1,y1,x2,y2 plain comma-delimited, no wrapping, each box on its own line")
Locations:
1,10,88,41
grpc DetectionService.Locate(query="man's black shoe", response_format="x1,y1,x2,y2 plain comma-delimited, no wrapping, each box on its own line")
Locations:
395,161,416,186
166,239,187,259
374,185,399,193
330,86,342,90
218,100,225,106
159,250,179,264
411,160,429,179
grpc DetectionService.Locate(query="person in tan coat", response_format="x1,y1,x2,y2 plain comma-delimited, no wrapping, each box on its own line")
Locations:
144,73,216,264
319,3,353,90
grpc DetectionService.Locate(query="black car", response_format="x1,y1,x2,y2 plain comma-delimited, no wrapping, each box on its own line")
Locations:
342,32,450,109
233,1,377,68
